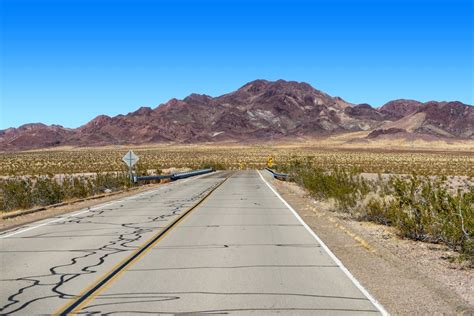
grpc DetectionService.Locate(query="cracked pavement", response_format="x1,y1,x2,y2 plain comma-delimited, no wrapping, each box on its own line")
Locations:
0,170,385,315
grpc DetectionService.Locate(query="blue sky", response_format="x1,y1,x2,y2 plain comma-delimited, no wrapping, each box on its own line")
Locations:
1,0,472,129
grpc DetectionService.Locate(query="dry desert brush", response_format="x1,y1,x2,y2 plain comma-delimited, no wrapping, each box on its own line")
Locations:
284,160,474,263
0,173,132,212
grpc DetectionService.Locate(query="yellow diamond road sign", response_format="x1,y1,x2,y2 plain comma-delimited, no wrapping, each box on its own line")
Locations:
267,156,273,168
122,150,139,168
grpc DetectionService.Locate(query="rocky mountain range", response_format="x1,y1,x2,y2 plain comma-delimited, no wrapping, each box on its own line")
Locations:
1,79,473,151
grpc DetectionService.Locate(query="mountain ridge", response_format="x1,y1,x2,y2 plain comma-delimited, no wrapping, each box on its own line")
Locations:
1,79,473,151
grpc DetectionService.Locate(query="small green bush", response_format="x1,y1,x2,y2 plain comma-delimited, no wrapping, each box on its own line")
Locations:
287,159,370,211
0,172,133,212
1,178,33,210
284,159,473,263
94,173,130,194
32,177,64,206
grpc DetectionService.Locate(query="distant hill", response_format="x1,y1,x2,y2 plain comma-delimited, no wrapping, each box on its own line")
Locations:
1,79,472,151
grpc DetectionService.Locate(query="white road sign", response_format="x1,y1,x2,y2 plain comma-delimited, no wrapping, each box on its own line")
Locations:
122,150,139,168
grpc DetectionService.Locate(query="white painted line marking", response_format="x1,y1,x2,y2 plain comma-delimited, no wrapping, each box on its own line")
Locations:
257,170,389,316
0,171,217,239
0,203,114,239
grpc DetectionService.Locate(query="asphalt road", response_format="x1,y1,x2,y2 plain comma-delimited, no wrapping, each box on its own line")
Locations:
0,170,386,315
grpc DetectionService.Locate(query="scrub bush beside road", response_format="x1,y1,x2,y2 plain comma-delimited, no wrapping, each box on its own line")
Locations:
282,160,474,264
0,173,131,212
1,145,472,262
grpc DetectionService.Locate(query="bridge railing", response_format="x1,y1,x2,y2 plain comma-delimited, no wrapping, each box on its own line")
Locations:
264,167,290,181
134,168,214,183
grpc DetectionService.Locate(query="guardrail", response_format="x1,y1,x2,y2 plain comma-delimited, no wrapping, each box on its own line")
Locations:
134,168,214,183
265,168,290,181
171,168,215,180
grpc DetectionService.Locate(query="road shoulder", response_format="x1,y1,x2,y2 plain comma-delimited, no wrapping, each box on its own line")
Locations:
0,183,161,232
263,171,473,315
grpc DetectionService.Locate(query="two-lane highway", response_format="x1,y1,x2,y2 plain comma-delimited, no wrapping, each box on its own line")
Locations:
0,171,229,314
0,170,386,315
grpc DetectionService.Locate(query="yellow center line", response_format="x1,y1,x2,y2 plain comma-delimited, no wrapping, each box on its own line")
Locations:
53,172,233,315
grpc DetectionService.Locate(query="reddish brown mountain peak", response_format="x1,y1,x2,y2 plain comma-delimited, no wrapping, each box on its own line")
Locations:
237,79,322,97
78,115,111,131
130,107,153,116
1,79,472,151
19,123,47,129
183,93,212,104
0,123,74,150
15,123,67,132
154,98,188,113
186,93,210,98
167,98,186,106
381,99,422,107
90,114,112,124
273,79,314,91
379,99,423,119
238,79,270,93
345,103,383,121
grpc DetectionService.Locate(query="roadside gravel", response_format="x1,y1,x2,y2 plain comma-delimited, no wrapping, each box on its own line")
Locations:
270,177,473,315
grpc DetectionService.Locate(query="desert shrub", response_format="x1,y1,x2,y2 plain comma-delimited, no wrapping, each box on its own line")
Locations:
383,175,473,254
62,176,93,199
0,178,33,210
287,159,371,211
363,196,397,226
368,176,472,262
134,162,148,177
366,175,473,262
93,173,131,194
285,159,473,263
32,177,65,206
0,172,133,212
442,189,473,256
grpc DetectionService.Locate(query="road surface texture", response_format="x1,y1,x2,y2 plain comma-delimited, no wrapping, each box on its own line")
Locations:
0,170,386,315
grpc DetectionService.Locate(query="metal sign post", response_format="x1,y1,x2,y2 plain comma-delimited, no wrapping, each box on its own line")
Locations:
122,150,139,183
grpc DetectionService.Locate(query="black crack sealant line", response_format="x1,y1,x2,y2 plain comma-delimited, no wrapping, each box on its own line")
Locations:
0,176,230,315
54,175,231,315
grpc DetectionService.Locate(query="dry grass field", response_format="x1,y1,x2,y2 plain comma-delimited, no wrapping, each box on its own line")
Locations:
1,142,473,263
1,142,473,177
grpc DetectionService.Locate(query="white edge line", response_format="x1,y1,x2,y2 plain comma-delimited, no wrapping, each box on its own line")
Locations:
0,171,217,239
257,170,389,316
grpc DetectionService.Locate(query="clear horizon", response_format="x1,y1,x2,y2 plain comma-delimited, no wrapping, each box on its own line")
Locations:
1,0,473,129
